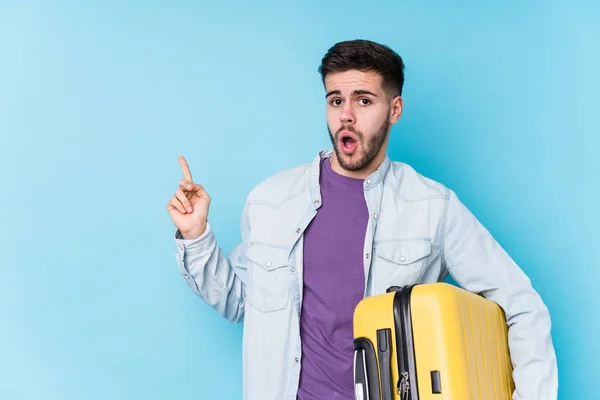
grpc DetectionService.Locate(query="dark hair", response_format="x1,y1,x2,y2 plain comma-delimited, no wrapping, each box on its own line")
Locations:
318,39,405,97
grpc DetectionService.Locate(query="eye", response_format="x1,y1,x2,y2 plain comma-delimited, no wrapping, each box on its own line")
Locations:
330,98,343,106
359,98,372,105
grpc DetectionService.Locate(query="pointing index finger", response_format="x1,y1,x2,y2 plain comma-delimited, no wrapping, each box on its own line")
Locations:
179,156,193,182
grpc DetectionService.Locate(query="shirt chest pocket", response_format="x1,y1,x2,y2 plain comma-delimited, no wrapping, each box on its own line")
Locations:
372,239,432,294
246,243,292,312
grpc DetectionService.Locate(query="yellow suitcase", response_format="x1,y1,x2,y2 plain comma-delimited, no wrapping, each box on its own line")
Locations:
353,283,515,400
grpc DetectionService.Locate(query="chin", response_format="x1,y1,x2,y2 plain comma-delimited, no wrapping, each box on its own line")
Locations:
335,148,368,171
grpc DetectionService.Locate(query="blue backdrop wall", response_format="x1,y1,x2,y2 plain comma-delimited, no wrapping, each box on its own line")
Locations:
1,1,598,398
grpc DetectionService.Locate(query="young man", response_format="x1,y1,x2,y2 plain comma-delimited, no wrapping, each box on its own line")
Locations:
167,40,558,400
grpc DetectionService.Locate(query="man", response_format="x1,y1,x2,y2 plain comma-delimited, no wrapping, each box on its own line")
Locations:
167,40,558,400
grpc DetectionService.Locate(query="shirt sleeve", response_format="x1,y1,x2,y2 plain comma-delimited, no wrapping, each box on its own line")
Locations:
174,202,251,323
441,189,558,400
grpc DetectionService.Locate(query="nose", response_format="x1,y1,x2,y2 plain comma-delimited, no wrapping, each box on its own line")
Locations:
340,103,355,125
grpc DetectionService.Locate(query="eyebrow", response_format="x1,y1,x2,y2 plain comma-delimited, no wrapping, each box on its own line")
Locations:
325,89,378,98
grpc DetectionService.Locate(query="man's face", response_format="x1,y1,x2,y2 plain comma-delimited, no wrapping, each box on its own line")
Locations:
325,69,403,174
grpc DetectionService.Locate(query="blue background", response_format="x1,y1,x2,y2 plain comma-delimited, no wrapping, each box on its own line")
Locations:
1,1,598,398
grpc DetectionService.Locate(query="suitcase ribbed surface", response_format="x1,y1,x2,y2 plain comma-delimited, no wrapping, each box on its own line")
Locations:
411,283,515,399
455,286,513,397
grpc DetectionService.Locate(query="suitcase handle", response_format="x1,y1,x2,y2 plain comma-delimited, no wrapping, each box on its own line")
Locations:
354,338,381,400
377,329,394,400
386,285,402,293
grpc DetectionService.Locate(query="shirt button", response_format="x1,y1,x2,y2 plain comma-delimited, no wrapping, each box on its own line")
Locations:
291,267,295,272
314,200,320,205
266,262,272,267
184,274,190,279
296,228,301,233
373,213,378,219
400,256,406,262
294,357,299,363
366,253,370,259
366,178,371,184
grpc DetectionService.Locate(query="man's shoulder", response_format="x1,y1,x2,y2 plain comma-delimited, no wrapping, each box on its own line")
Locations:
245,161,311,206
388,160,450,202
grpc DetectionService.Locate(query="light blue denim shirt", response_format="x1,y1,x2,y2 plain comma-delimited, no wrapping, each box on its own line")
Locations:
174,149,558,400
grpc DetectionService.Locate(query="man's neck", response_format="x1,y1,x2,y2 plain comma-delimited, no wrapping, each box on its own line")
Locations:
328,152,386,180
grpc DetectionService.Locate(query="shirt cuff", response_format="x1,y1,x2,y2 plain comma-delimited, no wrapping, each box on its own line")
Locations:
174,221,215,252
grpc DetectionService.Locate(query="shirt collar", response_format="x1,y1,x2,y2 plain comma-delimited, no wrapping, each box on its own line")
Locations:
308,149,391,209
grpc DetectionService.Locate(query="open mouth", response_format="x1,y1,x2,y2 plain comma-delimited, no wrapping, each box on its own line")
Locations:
339,131,358,155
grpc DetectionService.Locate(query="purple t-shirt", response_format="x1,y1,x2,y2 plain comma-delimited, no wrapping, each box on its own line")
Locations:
297,157,369,399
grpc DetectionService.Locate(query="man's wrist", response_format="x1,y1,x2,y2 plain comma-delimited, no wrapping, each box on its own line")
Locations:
180,220,208,240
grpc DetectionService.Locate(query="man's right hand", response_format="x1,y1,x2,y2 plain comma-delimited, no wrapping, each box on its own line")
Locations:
167,156,211,240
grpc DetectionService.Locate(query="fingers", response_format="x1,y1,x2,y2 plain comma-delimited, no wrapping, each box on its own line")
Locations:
179,179,194,192
179,180,205,195
168,157,208,216
167,197,186,214
166,189,193,214
175,189,193,213
179,156,193,183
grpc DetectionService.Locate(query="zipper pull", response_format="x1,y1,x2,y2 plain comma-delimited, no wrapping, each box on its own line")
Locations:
397,371,410,400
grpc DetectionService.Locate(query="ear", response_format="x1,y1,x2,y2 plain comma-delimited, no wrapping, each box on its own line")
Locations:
389,96,403,124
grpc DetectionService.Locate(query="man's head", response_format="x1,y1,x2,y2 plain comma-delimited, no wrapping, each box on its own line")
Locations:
318,40,405,177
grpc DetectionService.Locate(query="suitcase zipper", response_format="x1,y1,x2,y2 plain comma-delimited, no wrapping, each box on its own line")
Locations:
393,285,418,400
398,371,410,400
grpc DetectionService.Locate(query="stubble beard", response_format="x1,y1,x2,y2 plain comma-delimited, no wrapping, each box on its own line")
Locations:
328,109,391,172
